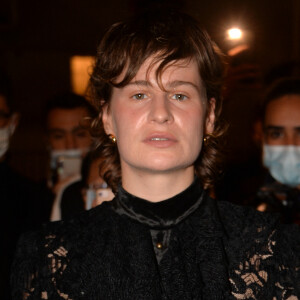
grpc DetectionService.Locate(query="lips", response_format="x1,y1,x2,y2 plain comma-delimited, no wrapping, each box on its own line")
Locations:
143,132,177,147
151,137,169,141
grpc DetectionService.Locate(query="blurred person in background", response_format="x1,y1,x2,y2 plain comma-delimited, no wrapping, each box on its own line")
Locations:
44,92,97,221
0,70,38,300
252,78,300,224
0,73,19,163
215,47,264,205
60,150,114,220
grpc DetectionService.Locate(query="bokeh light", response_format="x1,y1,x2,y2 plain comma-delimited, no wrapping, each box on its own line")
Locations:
227,28,242,40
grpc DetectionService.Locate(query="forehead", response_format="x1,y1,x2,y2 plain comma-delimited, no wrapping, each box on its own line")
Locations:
139,57,200,84
47,107,89,129
117,55,203,90
265,94,300,126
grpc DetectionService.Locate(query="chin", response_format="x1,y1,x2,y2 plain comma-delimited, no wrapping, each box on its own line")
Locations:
142,159,195,174
124,152,197,174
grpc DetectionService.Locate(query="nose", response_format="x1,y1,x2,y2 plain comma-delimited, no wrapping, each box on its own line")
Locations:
291,136,300,146
148,95,174,124
65,134,76,149
285,132,300,146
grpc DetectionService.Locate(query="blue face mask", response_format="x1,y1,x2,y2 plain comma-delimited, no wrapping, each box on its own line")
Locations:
263,145,300,187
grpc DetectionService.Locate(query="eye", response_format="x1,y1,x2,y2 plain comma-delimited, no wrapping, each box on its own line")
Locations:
265,128,284,140
75,130,89,138
50,133,65,140
171,94,188,101
132,93,147,100
270,131,283,139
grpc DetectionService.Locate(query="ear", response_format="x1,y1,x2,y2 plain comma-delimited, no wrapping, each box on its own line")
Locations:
102,104,115,135
205,98,216,134
252,119,264,146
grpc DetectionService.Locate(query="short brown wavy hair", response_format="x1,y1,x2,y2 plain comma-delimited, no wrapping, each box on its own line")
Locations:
89,10,227,192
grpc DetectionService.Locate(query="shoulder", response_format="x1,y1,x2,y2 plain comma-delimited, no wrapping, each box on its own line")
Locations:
217,200,300,263
217,199,300,269
216,201,300,298
18,201,117,254
50,200,115,233
11,202,123,298
11,202,118,294
217,200,279,235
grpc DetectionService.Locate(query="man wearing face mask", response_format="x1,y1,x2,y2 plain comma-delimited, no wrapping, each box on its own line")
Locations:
0,70,36,299
44,92,97,221
254,78,300,224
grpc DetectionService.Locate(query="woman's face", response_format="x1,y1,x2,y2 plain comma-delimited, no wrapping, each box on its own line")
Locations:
102,56,215,178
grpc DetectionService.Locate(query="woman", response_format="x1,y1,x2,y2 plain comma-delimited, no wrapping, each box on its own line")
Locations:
12,10,300,299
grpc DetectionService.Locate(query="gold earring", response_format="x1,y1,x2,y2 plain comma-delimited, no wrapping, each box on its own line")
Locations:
108,134,117,143
204,133,216,143
203,133,213,144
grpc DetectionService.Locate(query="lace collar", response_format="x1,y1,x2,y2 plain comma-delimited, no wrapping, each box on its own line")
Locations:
112,178,205,229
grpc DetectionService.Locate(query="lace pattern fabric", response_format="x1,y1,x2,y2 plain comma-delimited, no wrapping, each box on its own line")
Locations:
11,187,300,299
229,227,299,299
220,201,300,299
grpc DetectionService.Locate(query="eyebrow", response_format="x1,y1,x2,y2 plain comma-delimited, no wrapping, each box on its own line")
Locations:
127,80,200,91
264,126,284,130
265,125,300,131
48,126,85,133
167,80,200,91
126,80,151,87
48,129,66,135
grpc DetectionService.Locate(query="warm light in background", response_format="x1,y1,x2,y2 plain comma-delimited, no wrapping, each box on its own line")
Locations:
227,44,249,56
70,56,95,95
227,28,242,40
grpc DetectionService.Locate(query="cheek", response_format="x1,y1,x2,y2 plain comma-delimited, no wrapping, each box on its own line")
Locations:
76,137,92,148
112,109,142,138
111,114,127,138
186,109,205,135
49,138,65,149
188,110,205,150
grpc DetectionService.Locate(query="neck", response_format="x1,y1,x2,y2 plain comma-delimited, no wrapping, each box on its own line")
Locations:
121,167,195,202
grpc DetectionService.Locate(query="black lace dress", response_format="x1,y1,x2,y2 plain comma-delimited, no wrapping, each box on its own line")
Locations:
11,179,300,299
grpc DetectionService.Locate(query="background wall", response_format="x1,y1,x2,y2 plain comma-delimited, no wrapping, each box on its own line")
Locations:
1,0,299,181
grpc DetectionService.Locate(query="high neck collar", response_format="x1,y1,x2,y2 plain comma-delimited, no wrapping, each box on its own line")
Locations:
113,178,205,229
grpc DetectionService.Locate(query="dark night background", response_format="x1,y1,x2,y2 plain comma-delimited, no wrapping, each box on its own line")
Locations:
1,0,299,181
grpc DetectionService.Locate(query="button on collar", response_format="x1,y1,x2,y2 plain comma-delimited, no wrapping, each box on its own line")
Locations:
156,242,163,249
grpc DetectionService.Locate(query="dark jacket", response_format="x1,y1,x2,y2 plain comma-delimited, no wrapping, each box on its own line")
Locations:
253,172,300,224
11,179,300,299
0,161,52,300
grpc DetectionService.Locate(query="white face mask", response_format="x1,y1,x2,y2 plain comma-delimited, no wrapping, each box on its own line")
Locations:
50,149,83,180
263,145,300,187
0,121,16,158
